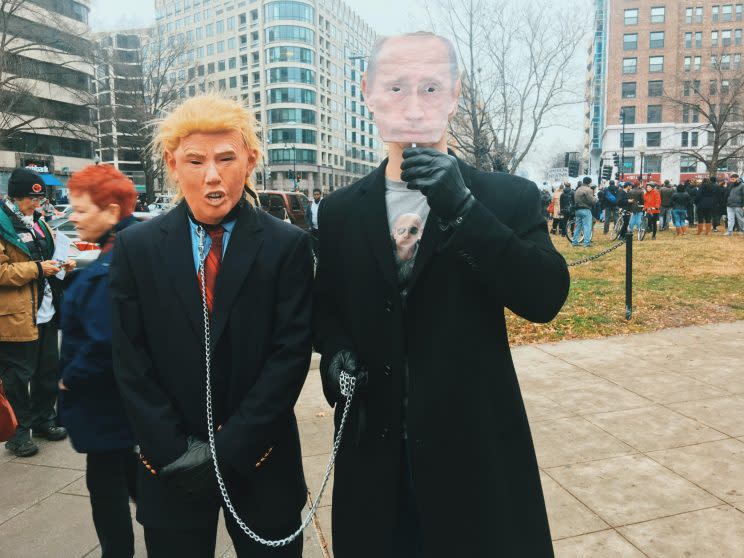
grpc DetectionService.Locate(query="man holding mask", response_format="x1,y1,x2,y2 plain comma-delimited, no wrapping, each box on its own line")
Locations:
314,32,569,557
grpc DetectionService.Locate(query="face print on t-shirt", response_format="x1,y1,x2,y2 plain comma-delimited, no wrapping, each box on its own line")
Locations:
392,213,423,262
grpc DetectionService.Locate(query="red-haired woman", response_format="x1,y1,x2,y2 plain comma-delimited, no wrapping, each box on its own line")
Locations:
57,164,138,558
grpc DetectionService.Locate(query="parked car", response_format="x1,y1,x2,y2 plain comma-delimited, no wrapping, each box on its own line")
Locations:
258,191,310,230
54,204,72,218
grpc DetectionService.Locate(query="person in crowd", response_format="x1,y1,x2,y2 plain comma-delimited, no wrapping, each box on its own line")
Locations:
685,180,698,227
58,164,139,558
725,176,744,236
305,187,322,255
659,180,675,230
110,95,313,557
572,177,596,247
550,183,564,235
314,32,569,558
627,181,645,233
0,169,75,457
671,184,692,236
41,198,56,220
559,181,575,237
695,178,718,235
643,182,661,240
601,180,620,235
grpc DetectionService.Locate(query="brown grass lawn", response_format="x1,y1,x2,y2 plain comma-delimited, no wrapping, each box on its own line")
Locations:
506,224,744,345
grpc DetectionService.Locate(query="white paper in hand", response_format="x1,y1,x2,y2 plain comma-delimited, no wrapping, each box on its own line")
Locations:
52,231,72,279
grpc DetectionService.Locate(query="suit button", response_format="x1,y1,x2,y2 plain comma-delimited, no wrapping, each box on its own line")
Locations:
379,428,390,440
385,300,393,313
384,365,392,376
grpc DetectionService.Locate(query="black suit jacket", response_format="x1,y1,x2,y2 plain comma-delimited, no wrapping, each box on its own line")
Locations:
314,157,569,558
111,201,313,528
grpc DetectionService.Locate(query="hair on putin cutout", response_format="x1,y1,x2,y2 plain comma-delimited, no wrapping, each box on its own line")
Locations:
153,93,261,205
67,164,137,219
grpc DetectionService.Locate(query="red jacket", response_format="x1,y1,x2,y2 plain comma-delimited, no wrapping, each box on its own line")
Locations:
643,189,661,214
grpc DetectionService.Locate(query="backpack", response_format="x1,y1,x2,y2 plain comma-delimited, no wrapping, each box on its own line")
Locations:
605,190,618,204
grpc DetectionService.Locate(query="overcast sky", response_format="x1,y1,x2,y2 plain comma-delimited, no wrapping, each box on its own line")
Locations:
89,0,589,179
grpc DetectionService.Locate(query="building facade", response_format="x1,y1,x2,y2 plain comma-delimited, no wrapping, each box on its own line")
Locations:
94,29,150,191
153,0,383,193
0,0,95,195
589,1,744,183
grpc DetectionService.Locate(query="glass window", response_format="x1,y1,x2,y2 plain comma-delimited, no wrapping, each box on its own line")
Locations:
650,31,664,48
206,23,214,37
651,6,665,23
267,108,316,124
723,4,733,21
712,30,719,47
680,156,697,172
649,56,664,72
621,106,636,124
622,156,636,174
684,56,692,72
216,20,224,33
713,5,720,22
644,154,662,172
624,33,638,50
647,105,662,123
266,87,316,104
722,79,731,94
710,80,718,95
647,132,661,147
229,76,237,88
266,46,314,64
229,57,236,69
228,37,236,50
227,16,235,30
723,54,732,69
264,1,315,23
268,128,317,144
697,6,704,22
268,148,317,164
621,132,634,148
684,32,692,48
218,60,226,72
648,80,663,97
622,82,637,98
695,56,701,70
265,25,314,44
738,4,743,21
695,31,703,47
736,29,742,44
266,67,316,84
624,8,638,24
623,57,637,74
686,7,693,23
723,29,732,46
207,43,215,55
736,53,742,69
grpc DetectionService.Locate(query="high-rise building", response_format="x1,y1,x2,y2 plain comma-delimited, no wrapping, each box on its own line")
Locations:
154,0,383,193
583,0,608,176
588,1,744,183
0,0,95,195
94,29,150,191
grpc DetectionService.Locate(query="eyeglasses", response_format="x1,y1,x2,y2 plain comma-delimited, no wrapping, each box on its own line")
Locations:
396,226,420,236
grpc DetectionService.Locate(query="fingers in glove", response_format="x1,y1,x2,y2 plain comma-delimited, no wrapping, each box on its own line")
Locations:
401,165,441,183
402,146,443,159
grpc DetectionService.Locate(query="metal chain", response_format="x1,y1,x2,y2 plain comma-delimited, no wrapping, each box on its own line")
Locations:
566,239,625,267
197,226,356,547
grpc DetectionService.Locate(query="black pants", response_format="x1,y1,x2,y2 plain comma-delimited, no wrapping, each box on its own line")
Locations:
391,439,423,558
697,208,713,223
144,511,303,558
647,213,658,237
603,207,618,234
0,321,59,441
713,211,722,230
87,449,137,558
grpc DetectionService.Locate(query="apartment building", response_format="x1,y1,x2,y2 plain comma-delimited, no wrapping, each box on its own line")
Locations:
154,0,383,193
0,0,95,195
589,1,744,183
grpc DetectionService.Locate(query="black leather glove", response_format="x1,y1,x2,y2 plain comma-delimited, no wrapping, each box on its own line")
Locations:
400,147,476,221
322,350,368,401
159,436,217,499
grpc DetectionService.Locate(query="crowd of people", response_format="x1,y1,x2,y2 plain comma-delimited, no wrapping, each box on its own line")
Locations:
545,174,744,246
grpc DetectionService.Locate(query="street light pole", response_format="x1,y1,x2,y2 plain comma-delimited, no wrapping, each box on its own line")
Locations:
620,108,626,180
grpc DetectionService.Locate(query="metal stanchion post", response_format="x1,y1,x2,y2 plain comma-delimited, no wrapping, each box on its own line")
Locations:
625,231,633,320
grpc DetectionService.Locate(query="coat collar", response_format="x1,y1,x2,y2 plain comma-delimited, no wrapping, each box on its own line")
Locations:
159,201,263,349
0,203,31,257
357,153,472,295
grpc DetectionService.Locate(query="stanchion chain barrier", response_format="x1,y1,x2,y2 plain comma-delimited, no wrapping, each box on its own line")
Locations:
566,239,625,267
197,226,355,548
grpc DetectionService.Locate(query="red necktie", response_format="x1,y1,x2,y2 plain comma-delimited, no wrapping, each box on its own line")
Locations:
199,226,224,314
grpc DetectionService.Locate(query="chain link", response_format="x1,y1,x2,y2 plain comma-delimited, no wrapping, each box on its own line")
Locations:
197,226,355,548
566,239,625,267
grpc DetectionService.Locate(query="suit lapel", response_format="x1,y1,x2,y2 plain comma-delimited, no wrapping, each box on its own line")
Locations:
161,204,204,343
406,158,472,293
210,203,263,350
359,161,398,291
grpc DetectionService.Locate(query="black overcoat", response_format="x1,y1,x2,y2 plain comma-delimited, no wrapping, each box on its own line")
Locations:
110,202,313,530
313,157,570,558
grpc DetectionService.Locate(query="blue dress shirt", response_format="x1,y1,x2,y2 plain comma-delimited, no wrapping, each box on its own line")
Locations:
188,218,236,273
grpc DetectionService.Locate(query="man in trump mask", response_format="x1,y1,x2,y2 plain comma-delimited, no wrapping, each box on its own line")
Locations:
314,32,569,557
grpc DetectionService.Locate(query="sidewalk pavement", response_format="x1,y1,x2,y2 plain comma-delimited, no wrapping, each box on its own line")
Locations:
1,321,743,557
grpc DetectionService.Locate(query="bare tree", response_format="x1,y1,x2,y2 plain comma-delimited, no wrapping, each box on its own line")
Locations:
0,0,96,148
97,26,197,200
663,51,744,177
426,0,588,174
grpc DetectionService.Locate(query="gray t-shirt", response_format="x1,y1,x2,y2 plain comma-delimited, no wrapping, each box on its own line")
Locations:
385,177,430,292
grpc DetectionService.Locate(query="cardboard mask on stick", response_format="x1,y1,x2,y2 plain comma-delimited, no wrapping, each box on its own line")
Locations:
362,34,461,146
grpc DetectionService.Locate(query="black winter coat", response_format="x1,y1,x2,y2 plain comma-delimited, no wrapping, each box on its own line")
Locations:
695,184,719,210
313,157,569,558
111,202,313,529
